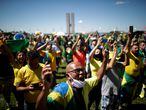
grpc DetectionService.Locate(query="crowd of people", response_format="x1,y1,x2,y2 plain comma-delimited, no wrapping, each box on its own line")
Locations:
0,29,146,110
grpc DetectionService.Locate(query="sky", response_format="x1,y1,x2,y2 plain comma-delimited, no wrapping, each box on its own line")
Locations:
0,0,146,33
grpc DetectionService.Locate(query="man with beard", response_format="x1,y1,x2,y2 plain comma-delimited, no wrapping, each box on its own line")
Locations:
119,33,144,109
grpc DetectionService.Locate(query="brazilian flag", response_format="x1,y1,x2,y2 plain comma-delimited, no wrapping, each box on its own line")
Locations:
6,39,29,52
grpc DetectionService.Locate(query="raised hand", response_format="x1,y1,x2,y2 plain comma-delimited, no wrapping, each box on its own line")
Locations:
41,64,53,90
102,48,109,61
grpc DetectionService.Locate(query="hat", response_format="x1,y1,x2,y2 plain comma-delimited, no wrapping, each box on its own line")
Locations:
90,37,97,41
35,31,41,35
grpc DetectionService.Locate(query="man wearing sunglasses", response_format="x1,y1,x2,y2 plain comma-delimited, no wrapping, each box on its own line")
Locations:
36,49,109,110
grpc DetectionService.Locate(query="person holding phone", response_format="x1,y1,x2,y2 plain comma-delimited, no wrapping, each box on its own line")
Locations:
14,50,45,110
119,26,144,109
37,37,62,87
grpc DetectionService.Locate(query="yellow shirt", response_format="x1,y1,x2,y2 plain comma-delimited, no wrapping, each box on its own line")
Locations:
14,63,44,103
125,52,143,77
12,61,23,77
48,52,58,71
40,50,60,71
90,58,102,77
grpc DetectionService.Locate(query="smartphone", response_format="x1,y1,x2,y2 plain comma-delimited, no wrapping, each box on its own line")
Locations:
32,83,42,90
45,74,53,82
129,26,133,33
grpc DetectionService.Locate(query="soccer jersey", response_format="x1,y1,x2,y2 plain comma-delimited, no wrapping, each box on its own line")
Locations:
121,51,144,98
14,63,44,103
125,51,143,77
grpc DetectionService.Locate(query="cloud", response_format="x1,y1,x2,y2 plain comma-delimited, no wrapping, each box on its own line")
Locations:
78,20,83,24
115,0,126,5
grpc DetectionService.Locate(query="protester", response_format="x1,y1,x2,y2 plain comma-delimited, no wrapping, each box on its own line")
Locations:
72,34,88,67
88,37,103,110
35,48,109,110
88,34,98,53
85,33,96,76
33,33,45,63
138,40,146,98
0,38,14,109
14,50,44,110
12,50,27,110
37,37,62,87
119,32,144,109
101,42,128,110
52,36,62,69
62,41,73,64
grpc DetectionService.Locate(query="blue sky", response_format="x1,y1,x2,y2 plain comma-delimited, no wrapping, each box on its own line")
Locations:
0,0,146,33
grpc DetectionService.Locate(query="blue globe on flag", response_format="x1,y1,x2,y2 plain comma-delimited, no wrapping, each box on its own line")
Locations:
13,33,25,40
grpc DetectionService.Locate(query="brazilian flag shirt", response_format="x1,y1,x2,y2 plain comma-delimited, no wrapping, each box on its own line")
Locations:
47,76,99,110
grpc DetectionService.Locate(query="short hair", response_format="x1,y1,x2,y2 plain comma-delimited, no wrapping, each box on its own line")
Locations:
27,50,40,60
139,39,146,44
132,41,139,46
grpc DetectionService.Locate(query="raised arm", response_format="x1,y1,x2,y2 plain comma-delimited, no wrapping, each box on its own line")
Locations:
118,44,129,66
54,37,63,53
72,34,80,53
36,64,53,110
124,32,133,53
107,42,118,69
89,37,102,60
96,49,109,81
37,42,47,52
121,52,129,66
